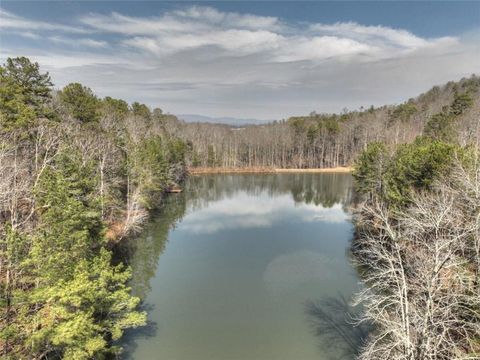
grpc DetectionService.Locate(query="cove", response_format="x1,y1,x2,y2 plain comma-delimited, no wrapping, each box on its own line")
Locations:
117,173,361,360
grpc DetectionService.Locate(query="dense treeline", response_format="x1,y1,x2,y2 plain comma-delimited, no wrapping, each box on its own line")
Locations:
172,75,479,169
0,57,186,358
352,91,480,358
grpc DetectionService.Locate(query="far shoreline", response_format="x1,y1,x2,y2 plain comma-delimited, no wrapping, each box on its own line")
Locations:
188,166,353,174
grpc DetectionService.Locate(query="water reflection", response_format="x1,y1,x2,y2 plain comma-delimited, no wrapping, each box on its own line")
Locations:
117,173,359,360
182,192,350,235
116,193,187,299
186,173,356,211
305,295,371,360
264,250,340,295
118,303,158,359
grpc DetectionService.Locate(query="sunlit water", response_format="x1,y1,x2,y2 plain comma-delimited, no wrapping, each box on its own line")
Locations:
117,173,360,360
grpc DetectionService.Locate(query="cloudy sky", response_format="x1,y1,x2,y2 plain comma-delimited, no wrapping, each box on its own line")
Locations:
1,1,479,120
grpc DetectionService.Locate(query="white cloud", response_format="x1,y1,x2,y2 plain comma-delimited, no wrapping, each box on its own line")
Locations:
76,6,458,63
172,6,280,30
79,6,280,36
48,35,108,48
0,8,87,33
310,22,430,49
78,38,108,48
0,49,129,69
122,29,281,56
1,6,478,119
19,31,40,40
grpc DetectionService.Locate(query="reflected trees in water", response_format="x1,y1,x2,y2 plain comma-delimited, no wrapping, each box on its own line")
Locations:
186,173,356,212
305,295,371,360
114,193,187,299
115,173,359,359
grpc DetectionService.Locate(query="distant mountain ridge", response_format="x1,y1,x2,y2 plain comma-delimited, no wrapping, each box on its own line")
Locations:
178,114,273,126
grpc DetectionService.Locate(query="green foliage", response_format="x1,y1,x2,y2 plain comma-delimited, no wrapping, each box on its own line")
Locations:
0,68,36,130
384,137,460,206
207,144,218,167
167,138,187,165
289,114,339,139
0,57,185,359
60,83,100,123
450,92,474,116
191,150,201,167
357,84,477,207
390,102,417,122
131,102,151,119
460,75,480,93
0,57,52,130
102,96,129,119
29,250,145,360
129,136,170,208
19,152,146,359
288,117,306,136
424,112,457,142
424,89,475,142
31,153,103,283
353,142,389,196
321,117,340,135
3,57,52,109
152,107,163,117
355,137,465,207
307,125,318,144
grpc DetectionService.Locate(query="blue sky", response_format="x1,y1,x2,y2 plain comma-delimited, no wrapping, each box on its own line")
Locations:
1,1,479,119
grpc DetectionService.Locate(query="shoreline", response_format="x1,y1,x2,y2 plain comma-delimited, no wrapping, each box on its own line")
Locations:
188,166,352,174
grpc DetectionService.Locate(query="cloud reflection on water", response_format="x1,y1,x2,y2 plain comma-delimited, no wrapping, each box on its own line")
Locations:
181,191,349,234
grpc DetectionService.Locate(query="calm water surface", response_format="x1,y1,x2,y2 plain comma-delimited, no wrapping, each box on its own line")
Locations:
118,174,360,360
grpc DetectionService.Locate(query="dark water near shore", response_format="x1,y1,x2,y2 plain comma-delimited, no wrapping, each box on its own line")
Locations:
118,173,361,360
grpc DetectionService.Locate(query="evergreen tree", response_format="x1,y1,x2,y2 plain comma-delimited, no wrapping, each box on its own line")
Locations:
353,142,388,196
3,57,52,112
0,57,52,130
424,112,457,142
59,83,100,123
28,250,145,360
450,91,473,116
129,136,169,209
0,57,186,358
385,138,460,206
390,102,417,123
131,102,151,120
31,153,103,282
102,96,129,120
20,153,146,359
0,67,36,130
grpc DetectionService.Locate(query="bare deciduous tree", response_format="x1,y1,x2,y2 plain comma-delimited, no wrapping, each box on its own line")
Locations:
353,170,480,360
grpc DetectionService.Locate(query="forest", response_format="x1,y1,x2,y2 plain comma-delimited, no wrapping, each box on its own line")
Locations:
352,122,480,358
174,76,479,169
1,56,479,359
0,57,187,358
348,71,480,358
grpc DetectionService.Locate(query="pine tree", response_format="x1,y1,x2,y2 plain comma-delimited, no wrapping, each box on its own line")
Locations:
18,153,145,359
59,83,100,123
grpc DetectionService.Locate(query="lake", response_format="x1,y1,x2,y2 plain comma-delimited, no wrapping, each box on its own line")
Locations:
117,173,361,360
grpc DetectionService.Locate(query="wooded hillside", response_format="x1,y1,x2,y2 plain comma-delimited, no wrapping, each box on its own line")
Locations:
171,76,480,169
0,57,187,358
